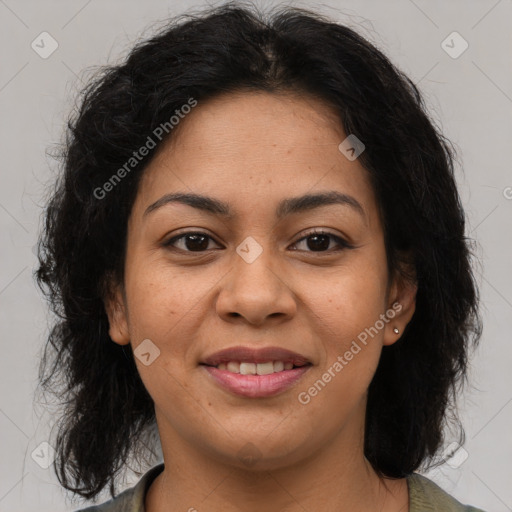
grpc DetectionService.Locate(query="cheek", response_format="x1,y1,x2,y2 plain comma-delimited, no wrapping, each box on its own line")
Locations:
123,256,223,395
302,264,388,339
300,263,388,393
295,284,386,434
123,255,200,338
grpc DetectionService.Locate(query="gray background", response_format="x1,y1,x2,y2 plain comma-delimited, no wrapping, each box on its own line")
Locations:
0,0,511,510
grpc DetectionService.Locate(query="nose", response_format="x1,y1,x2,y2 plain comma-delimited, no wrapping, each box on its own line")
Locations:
216,239,297,327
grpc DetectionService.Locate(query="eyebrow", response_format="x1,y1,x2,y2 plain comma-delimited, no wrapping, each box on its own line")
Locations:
143,190,366,221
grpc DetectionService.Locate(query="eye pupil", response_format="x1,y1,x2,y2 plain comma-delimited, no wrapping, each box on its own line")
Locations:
185,234,209,251
307,234,330,251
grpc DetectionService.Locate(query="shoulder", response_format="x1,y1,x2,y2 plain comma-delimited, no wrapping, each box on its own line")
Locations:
73,466,488,512
407,473,487,512
73,463,165,512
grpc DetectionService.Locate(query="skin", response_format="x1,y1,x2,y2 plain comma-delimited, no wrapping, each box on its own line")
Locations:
106,90,417,512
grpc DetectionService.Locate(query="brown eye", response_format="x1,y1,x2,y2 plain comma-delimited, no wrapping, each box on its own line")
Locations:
291,230,352,253
164,232,220,252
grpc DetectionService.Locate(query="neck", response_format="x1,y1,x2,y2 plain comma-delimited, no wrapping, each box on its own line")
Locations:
145,406,409,512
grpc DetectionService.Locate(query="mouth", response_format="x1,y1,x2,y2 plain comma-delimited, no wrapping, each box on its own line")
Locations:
200,346,313,398
204,360,308,374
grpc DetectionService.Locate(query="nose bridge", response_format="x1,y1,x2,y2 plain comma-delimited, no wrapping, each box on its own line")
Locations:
233,234,282,294
216,234,295,324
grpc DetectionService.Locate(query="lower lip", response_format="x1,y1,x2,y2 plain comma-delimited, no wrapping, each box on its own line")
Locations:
202,365,311,398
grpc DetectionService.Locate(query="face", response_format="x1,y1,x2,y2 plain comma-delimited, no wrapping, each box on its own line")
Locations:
106,90,416,470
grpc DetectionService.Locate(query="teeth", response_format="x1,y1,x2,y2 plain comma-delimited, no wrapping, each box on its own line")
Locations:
240,362,256,375
256,361,274,375
274,361,284,372
227,361,240,373
216,361,299,374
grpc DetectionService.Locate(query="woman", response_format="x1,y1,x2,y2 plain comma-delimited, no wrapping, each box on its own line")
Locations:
35,2,485,511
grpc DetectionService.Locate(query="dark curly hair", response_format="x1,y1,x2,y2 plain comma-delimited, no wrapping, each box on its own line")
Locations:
34,0,482,501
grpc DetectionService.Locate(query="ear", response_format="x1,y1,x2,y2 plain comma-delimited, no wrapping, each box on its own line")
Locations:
104,278,130,346
383,262,417,347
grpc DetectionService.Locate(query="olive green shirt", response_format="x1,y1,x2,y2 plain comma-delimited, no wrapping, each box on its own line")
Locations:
75,463,487,511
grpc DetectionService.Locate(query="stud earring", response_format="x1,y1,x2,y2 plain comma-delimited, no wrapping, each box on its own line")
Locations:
393,327,400,334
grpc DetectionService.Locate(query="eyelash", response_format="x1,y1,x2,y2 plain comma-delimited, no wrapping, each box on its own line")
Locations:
162,229,353,254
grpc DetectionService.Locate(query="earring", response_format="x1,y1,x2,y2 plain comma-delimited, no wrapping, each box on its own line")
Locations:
393,327,400,334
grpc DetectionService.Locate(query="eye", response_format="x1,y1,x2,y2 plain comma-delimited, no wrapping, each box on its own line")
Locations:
291,229,353,253
163,231,221,252
163,229,353,254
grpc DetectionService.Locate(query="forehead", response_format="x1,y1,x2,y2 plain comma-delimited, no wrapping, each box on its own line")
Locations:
152,90,345,162
133,91,377,224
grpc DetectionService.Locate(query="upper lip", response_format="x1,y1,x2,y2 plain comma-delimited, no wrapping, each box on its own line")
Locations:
201,346,312,366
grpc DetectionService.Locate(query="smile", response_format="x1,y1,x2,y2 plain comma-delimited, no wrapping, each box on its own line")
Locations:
214,360,302,374
201,362,312,398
